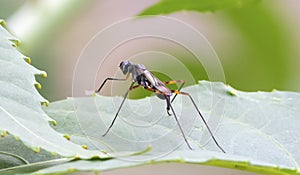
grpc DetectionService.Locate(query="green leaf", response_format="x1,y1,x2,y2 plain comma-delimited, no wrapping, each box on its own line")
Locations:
24,151,300,175
19,81,300,175
0,157,69,175
139,0,260,15
0,134,69,175
0,134,61,169
0,20,105,162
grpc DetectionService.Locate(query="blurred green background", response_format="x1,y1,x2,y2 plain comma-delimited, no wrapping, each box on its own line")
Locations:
0,0,299,102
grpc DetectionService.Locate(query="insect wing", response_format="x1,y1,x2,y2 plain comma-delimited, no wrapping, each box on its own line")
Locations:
144,71,172,95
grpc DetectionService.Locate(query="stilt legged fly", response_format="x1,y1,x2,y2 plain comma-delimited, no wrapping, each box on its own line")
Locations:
95,60,225,153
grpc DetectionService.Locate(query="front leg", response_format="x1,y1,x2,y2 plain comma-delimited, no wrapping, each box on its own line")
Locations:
95,74,130,93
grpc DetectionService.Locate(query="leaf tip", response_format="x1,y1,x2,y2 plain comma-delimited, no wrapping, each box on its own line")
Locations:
1,130,8,137
92,154,102,159
101,149,107,154
73,155,80,159
9,39,21,47
64,134,71,141
51,120,57,126
41,71,47,78
32,147,41,153
271,89,278,92
24,57,32,64
0,19,6,27
226,89,237,96
35,82,42,89
82,145,88,150
41,100,49,107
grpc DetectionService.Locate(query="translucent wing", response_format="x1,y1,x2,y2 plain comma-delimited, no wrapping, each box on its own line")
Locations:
144,70,172,96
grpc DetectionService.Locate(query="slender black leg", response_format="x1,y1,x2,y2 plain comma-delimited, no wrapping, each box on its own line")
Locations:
102,82,135,136
187,94,225,153
171,90,226,153
166,95,193,150
170,80,185,103
141,86,193,150
163,80,185,114
95,77,126,93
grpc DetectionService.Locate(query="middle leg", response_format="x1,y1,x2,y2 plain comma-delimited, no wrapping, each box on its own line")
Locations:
163,80,185,102
142,86,193,150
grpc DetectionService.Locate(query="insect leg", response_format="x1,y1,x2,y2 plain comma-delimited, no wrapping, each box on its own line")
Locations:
163,80,185,115
102,82,136,136
171,90,226,153
163,80,185,103
165,96,193,150
95,74,130,93
143,86,193,150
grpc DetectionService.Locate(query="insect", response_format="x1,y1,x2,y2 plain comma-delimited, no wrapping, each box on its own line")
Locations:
95,60,225,153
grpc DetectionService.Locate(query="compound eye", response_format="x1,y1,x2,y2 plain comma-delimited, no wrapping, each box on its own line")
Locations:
119,61,124,67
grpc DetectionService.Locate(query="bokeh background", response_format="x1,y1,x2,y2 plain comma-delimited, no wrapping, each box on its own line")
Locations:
0,0,299,102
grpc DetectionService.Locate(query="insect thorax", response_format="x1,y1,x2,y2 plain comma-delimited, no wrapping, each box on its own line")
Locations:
135,73,151,87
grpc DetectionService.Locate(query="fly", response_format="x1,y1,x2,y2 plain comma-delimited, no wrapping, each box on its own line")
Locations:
95,60,225,153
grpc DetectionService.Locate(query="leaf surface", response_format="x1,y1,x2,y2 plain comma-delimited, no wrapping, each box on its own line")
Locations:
139,0,260,15
22,81,300,175
0,20,105,163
